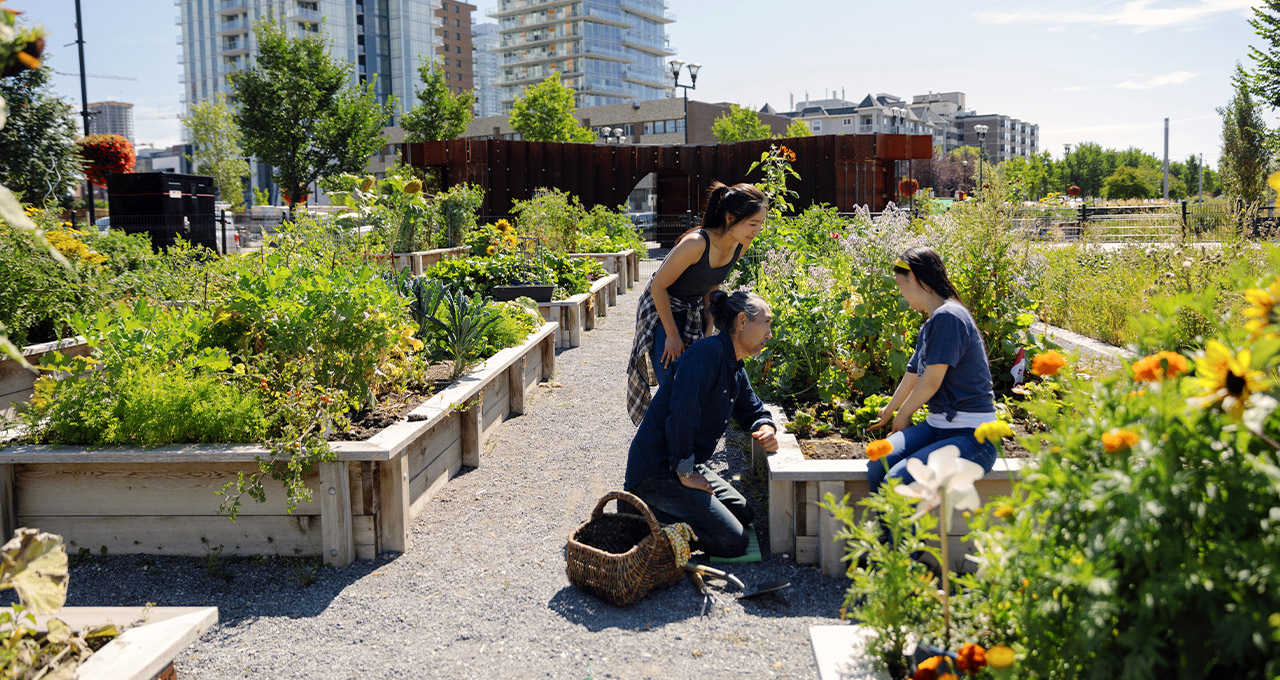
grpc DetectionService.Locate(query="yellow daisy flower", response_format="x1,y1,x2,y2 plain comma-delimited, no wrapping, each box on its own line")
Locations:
974,420,1014,445
1243,278,1280,339
1193,340,1269,418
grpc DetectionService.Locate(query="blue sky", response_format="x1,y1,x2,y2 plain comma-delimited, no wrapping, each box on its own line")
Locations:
14,0,1270,166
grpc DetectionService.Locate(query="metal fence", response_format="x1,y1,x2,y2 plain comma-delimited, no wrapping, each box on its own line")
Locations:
1010,201,1279,242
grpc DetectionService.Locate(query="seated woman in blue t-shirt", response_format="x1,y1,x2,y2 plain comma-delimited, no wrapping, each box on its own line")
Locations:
867,246,999,494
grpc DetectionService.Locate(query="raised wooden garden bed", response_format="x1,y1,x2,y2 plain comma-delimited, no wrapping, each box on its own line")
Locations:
568,248,638,295
0,337,91,422
42,606,217,680
754,405,1024,578
536,273,619,349
381,246,470,275
0,323,558,568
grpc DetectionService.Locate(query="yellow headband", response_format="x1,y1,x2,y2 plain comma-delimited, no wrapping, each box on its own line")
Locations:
894,258,912,272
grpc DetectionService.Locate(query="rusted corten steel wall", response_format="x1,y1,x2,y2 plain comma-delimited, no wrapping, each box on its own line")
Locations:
403,134,932,217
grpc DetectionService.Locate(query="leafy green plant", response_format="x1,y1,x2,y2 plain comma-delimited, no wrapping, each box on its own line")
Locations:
426,288,501,379
575,205,644,253
510,187,584,253
820,487,942,679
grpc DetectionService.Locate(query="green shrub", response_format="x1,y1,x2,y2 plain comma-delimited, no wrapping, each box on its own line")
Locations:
510,187,583,253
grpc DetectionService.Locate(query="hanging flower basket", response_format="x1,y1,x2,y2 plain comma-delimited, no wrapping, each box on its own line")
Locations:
898,178,919,198
1067,185,1082,197
76,134,135,188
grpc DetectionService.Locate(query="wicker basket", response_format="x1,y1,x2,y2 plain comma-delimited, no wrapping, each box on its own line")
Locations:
565,490,685,606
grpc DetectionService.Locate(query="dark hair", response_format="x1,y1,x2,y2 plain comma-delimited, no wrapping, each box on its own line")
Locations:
708,290,767,336
892,246,963,304
701,181,768,233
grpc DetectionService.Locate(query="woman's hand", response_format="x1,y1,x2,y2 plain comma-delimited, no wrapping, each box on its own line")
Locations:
661,333,685,368
891,409,913,434
751,425,779,452
679,472,714,494
868,405,894,432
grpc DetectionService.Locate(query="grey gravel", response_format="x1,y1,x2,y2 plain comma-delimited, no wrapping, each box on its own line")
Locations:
45,259,849,679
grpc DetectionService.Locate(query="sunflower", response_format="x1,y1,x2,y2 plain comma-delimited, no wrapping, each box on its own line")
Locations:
1193,340,1269,417
1243,277,1280,338
486,245,496,255
496,219,512,233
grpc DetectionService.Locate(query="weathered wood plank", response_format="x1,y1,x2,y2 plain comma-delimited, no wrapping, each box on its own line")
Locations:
508,359,526,416
23,515,322,556
768,476,794,555
318,462,353,567
460,402,483,468
804,482,818,537
795,535,819,565
818,481,845,578
409,453,461,519
1,464,15,541
15,463,316,517
353,514,375,561
377,454,409,554
541,334,556,379
407,415,461,485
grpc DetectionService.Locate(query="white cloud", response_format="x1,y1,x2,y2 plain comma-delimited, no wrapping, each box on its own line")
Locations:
1053,70,1199,91
975,0,1257,32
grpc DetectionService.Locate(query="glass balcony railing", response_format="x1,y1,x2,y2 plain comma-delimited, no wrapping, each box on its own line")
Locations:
215,0,249,14
287,7,322,23
217,17,250,34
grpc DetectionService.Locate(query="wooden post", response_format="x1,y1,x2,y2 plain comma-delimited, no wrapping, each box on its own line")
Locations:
583,297,597,332
0,464,16,541
460,402,483,468
769,477,795,556
541,334,556,380
376,455,409,554
507,359,526,416
319,461,354,567
567,302,582,347
818,481,845,578
607,274,618,307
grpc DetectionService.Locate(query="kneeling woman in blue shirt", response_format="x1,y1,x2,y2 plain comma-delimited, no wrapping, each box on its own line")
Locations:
868,246,999,493
624,290,779,557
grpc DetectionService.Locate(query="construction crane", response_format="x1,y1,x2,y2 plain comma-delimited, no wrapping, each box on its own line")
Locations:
53,70,137,81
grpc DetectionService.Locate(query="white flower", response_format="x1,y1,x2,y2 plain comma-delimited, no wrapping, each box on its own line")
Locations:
894,445,986,532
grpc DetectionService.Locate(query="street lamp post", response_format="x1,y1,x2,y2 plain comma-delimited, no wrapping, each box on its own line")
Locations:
1063,143,1073,193
669,59,700,144
974,124,989,194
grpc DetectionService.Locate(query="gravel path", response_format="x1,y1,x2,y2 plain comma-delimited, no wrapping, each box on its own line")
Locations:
52,259,849,679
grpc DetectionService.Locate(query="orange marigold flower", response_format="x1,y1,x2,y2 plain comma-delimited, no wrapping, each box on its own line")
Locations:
1030,351,1067,377
913,655,945,680
866,438,893,461
956,643,987,675
1132,351,1188,382
1101,428,1139,453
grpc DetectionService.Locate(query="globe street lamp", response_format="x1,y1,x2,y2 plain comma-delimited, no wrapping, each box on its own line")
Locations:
974,124,989,193
669,59,700,144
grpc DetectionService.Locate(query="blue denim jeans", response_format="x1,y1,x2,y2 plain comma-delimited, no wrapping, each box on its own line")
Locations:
866,422,999,495
625,465,754,558
648,323,677,390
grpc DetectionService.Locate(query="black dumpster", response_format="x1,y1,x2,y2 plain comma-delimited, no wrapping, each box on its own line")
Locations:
107,172,217,252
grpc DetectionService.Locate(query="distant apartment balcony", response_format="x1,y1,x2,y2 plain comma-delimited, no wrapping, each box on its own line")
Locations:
217,17,251,35
620,35,675,56
498,67,583,88
220,39,250,56
490,0,577,19
287,7,322,23
498,10,588,33
215,0,250,15
617,0,675,24
499,31,581,50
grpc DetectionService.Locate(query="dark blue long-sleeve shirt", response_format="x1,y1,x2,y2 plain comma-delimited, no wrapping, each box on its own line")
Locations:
624,332,775,490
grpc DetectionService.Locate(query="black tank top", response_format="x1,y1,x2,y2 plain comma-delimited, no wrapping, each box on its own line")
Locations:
666,230,744,303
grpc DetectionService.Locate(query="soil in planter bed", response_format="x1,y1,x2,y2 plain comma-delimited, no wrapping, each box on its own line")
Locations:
800,420,1038,460
328,361,455,441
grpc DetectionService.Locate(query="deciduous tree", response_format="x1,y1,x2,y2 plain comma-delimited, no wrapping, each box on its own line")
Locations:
711,104,771,143
0,63,79,206
402,56,475,142
183,94,249,212
784,118,812,138
508,74,594,143
232,18,394,210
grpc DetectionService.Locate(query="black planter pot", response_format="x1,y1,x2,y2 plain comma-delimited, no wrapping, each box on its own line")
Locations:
492,283,555,303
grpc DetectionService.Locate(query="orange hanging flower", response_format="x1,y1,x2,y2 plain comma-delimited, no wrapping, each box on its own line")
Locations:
1131,351,1188,382
956,643,987,675
866,438,893,461
1030,351,1067,377
1101,428,1140,453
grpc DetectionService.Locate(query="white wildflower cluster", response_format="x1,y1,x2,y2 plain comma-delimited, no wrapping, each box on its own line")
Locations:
807,264,834,294
761,248,798,283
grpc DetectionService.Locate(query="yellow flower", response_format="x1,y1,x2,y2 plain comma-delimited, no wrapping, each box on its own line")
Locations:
974,420,1014,445
993,503,1015,519
1243,278,1280,338
1131,351,1188,382
866,438,893,461
1101,428,1139,453
1031,351,1067,377
496,219,512,233
486,245,496,255
404,179,422,194
986,645,1016,669
1193,340,1269,418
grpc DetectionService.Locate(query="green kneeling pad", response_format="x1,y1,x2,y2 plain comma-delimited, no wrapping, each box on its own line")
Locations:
710,524,762,563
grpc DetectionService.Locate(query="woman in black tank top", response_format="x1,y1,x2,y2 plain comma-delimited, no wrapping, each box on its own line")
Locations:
625,182,769,423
